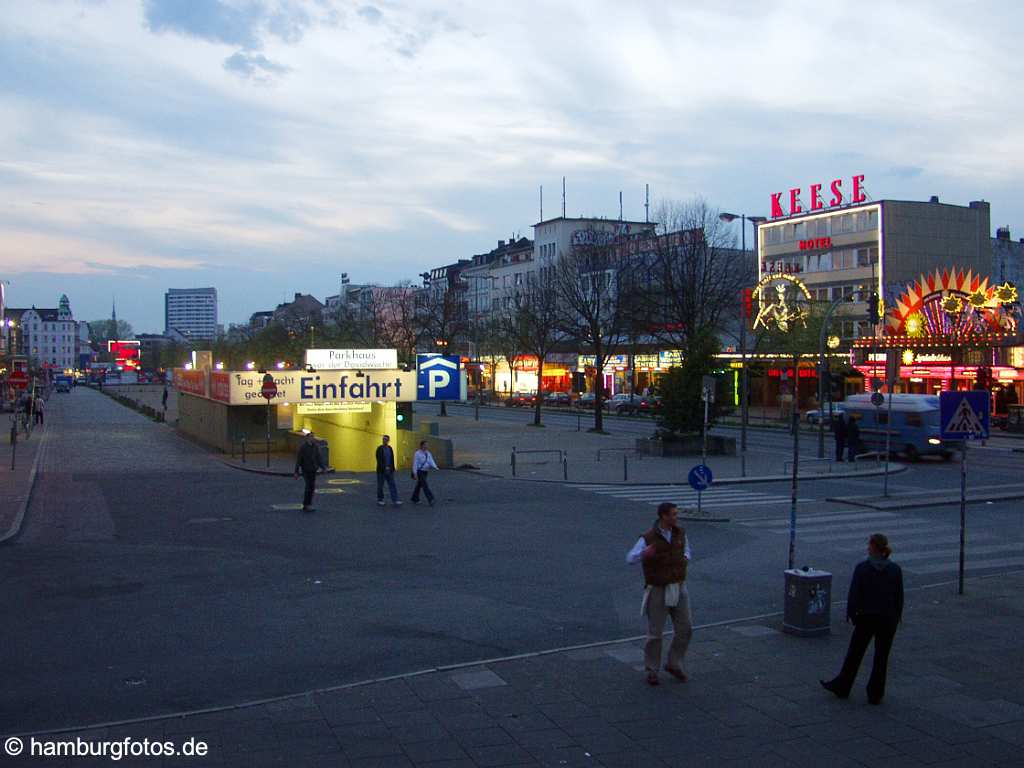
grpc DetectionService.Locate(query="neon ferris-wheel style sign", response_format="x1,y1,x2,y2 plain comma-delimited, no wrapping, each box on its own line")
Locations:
752,273,813,332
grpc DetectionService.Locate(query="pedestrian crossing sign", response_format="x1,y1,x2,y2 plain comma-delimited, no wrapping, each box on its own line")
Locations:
940,391,990,440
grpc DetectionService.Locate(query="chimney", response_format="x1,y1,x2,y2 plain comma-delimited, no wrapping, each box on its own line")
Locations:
996,226,1011,241
929,195,939,203
498,240,505,248
294,292,301,301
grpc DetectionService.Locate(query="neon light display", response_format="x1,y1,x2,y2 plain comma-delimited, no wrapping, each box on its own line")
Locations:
752,273,812,332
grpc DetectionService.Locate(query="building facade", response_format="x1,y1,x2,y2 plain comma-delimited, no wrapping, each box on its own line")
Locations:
5,295,80,370
165,287,218,340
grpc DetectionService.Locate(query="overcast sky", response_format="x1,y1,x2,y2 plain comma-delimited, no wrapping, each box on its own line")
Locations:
2,0,1022,332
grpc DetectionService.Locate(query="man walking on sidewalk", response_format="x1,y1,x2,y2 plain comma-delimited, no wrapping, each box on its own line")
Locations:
627,502,693,686
375,434,401,507
293,430,326,513
410,440,438,506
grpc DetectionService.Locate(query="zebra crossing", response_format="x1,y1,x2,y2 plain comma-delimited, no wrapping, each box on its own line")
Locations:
568,483,810,512
738,510,1024,576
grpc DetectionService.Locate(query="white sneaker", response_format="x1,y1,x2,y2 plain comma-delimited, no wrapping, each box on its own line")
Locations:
377,500,386,506
393,501,403,506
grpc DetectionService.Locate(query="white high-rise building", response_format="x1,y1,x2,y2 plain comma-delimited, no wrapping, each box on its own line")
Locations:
165,287,218,340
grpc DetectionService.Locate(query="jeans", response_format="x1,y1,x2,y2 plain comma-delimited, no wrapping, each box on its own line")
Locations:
302,472,317,508
411,470,434,503
831,614,898,701
377,469,399,502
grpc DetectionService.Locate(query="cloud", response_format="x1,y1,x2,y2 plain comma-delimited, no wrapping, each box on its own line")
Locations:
224,51,290,80
357,5,382,24
143,0,265,48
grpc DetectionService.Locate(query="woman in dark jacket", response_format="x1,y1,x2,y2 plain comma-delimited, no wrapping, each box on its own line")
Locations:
821,533,904,704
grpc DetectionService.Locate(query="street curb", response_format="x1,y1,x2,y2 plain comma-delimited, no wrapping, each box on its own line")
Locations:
504,464,909,486
0,420,48,544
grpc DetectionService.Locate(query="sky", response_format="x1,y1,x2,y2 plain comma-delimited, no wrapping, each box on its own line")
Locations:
2,0,1023,333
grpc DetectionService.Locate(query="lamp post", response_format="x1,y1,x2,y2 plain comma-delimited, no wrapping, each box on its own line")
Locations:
719,212,767,477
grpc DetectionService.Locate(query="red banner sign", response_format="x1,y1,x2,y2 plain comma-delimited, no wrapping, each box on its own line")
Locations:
173,368,206,397
210,371,230,403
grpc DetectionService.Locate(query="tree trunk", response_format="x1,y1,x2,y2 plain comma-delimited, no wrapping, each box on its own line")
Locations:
592,349,604,432
533,360,544,426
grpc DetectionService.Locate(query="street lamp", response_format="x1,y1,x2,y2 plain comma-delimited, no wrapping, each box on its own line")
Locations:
719,212,767,477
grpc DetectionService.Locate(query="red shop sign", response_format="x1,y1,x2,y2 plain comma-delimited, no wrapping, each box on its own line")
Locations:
771,175,866,219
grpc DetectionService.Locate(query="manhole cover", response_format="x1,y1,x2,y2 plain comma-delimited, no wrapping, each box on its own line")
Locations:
327,478,361,485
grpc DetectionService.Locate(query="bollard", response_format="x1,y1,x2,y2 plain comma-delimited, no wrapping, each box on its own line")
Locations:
511,446,517,477
577,413,581,432
9,424,16,471
241,435,247,464
623,453,628,482
563,452,568,480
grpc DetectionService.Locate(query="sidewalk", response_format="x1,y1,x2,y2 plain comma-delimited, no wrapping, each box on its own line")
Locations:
13,572,1023,766
829,483,1024,510
0,418,46,543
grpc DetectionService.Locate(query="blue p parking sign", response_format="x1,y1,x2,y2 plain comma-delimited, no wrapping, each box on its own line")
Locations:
417,354,461,401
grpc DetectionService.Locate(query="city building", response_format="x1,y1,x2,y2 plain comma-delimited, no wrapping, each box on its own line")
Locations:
165,287,218,340
754,178,1021,407
993,226,1024,288
4,295,81,371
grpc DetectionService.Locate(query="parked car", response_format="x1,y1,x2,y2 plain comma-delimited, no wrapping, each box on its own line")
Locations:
636,395,662,415
805,403,846,425
576,392,596,409
506,391,538,407
543,391,572,407
55,380,71,393
604,393,642,415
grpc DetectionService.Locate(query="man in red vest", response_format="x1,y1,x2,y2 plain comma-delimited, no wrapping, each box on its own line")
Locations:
626,502,693,686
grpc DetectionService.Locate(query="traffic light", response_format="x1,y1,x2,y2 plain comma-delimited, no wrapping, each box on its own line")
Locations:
395,401,413,430
867,292,880,325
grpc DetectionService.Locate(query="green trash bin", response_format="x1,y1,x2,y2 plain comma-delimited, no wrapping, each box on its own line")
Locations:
783,568,832,637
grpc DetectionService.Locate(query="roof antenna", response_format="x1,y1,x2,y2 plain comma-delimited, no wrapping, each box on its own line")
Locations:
562,177,566,218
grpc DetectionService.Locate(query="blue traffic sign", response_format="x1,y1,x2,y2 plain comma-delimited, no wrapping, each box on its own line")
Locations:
940,391,990,440
416,354,462,401
688,464,713,491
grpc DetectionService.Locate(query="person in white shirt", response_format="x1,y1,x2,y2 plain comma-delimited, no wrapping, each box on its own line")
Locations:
410,440,439,506
626,502,693,686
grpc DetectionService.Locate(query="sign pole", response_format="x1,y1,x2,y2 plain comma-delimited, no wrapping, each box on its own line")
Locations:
959,437,967,596
266,402,271,468
789,405,799,570
883,389,893,496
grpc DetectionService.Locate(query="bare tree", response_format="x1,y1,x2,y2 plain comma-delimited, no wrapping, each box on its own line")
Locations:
492,305,526,399
643,198,753,350
415,285,465,415
514,276,566,426
553,241,626,433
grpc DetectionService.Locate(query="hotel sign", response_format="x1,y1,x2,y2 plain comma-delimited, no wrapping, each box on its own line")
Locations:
770,174,867,219
305,348,398,369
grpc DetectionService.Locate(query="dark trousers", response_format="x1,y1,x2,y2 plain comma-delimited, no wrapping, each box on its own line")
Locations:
847,440,859,462
377,470,398,502
34,411,43,425
835,438,846,461
832,615,898,701
411,470,434,503
302,472,317,508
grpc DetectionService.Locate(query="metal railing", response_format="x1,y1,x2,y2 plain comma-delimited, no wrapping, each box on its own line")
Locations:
596,448,640,482
511,447,568,480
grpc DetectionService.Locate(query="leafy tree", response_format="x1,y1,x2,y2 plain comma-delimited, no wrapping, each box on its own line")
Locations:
656,330,721,436
513,277,566,426
87,319,133,345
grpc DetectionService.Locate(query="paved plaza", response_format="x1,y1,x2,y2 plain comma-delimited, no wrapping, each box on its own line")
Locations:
1,386,1022,767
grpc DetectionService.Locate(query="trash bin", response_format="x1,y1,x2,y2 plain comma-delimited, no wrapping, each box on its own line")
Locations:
783,568,832,637
315,438,330,469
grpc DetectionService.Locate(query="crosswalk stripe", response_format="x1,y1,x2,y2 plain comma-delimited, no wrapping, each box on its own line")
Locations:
904,556,1024,575
740,511,899,527
896,543,1024,562
801,528,991,545
767,518,935,535
598,491,786,501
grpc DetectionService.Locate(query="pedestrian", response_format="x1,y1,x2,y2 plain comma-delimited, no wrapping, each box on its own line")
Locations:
821,533,903,704
833,412,848,461
33,396,44,425
162,385,168,412
626,502,693,686
293,430,326,513
375,434,402,507
410,439,438,506
846,414,860,461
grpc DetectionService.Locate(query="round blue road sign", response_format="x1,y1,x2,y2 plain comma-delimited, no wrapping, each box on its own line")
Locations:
688,464,713,491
